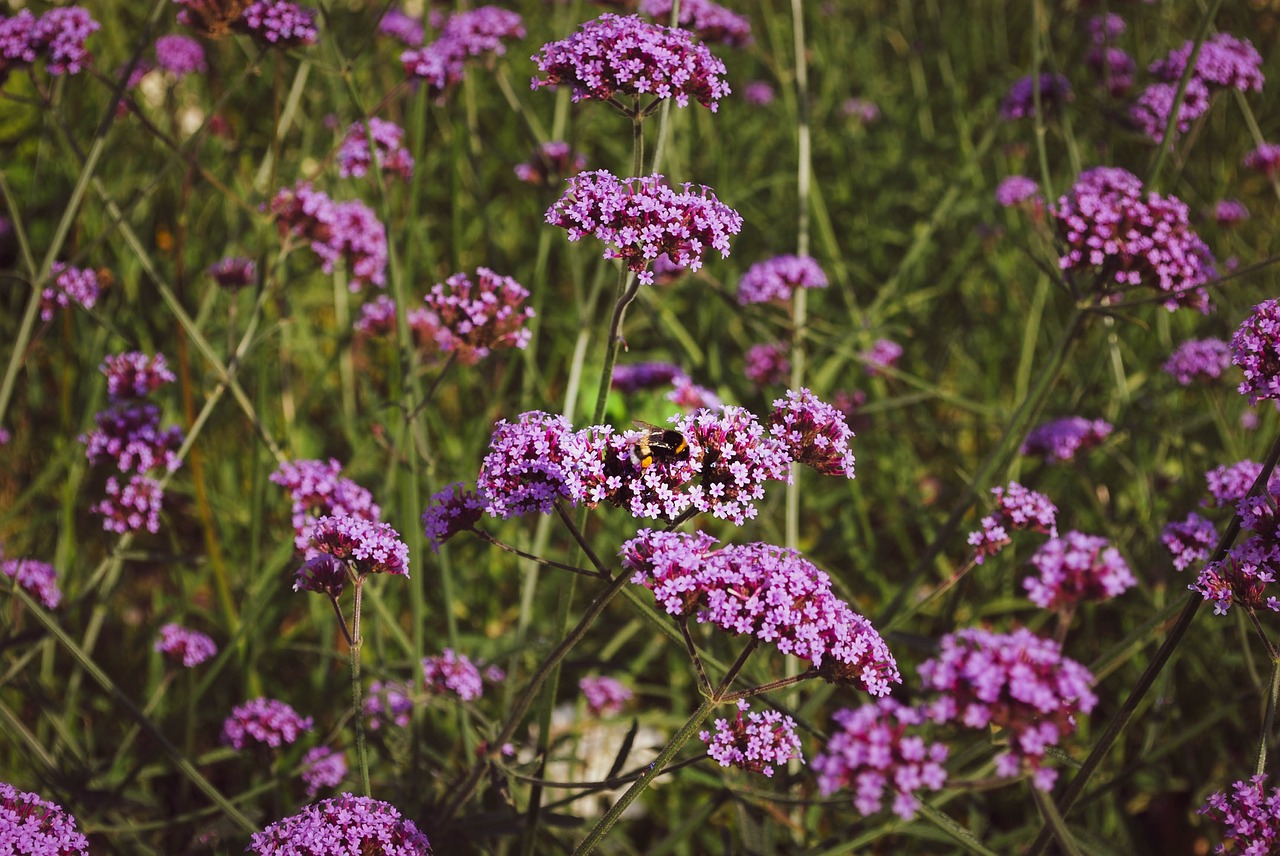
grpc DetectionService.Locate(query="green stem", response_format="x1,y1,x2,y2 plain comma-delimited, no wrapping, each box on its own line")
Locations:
351,577,371,797
1258,656,1280,777
590,267,640,427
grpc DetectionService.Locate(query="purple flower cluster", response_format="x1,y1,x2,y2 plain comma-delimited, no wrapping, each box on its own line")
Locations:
744,342,789,388
1204,460,1277,508
1089,48,1136,97
0,781,89,854
546,170,742,284
1231,299,1280,404
579,675,633,716
1052,166,1216,312
421,482,484,551
842,97,880,123
1192,539,1280,616
477,411,603,519
1134,33,1262,143
419,268,535,364
82,404,183,474
861,338,903,377
235,0,319,48
995,175,1040,208
154,34,205,76
677,406,794,524
1021,416,1112,462
93,475,165,535
812,698,949,820
423,649,483,702
309,515,409,578
154,622,217,668
667,374,721,409
531,13,730,111
299,746,347,799
1200,774,1280,855
40,263,101,321
1245,143,1280,177
736,254,828,305
918,627,1097,791
768,388,856,478
365,680,413,729
1,558,63,610
622,530,901,695
338,118,414,180
1024,531,1136,610
354,295,436,347
221,697,313,750
700,700,802,778
379,9,423,46
998,73,1072,120
1163,338,1233,386
293,554,348,598
101,352,176,400
1213,199,1250,226
400,7,525,99
611,360,684,392
249,794,432,855
513,141,587,185
209,256,256,290
742,80,774,105
1162,512,1217,571
269,183,388,290
1130,78,1210,142
967,482,1058,564
0,7,99,78
271,459,381,553
638,0,752,48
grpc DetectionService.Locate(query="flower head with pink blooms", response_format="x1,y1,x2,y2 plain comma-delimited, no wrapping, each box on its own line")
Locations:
234,0,319,48
1024,531,1135,610
999,73,1072,120
477,412,606,519
736,254,828,305
418,268,535,364
221,697,313,750
1,558,62,610
248,794,431,855
93,474,164,534
379,9,423,46
421,482,484,551
154,623,217,668
676,406,793,525
271,459,382,553
365,680,413,730
1163,338,1233,386
579,675,633,716
861,338,902,377
1213,199,1250,226
40,263,101,321
744,342,789,388
401,7,524,99
423,649,483,701
701,700,802,777
154,34,205,75
269,183,387,290
513,141,586,185
1162,512,1217,572
1021,416,1112,462
768,388,855,478
995,175,1040,208
338,118,414,180
1245,143,1280,177
1231,299,1280,405
299,746,347,799
101,352,175,401
639,0,751,48
1200,773,1280,855
0,781,89,855
309,515,409,578
7,7,100,76
968,482,1058,564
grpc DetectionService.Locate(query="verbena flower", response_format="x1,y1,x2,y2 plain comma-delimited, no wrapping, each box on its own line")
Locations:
919,627,1097,791
667,375,721,409
861,339,903,377
299,746,347,799
400,7,524,98
1245,143,1280,177
30,7,99,75
546,170,742,285
249,794,432,855
579,675,633,716
768,387,856,478
1130,78,1210,142
221,697,313,750
1021,416,1112,462
1192,537,1280,615
208,256,256,290
531,13,730,112
1149,33,1264,93
995,175,1040,208
998,73,1072,120
101,352,175,401
235,0,319,48
1163,338,1232,386
338,118,414,180
744,342,789,388
1162,512,1217,572
1205,460,1273,507
676,406,792,524
365,680,413,729
812,698,949,820
154,622,217,667
1088,13,1125,44
269,183,387,290
513,141,586,185
638,0,752,48
1213,199,1250,226
700,700,803,778
353,295,436,346
379,9,423,46
81,404,183,474
421,482,484,552
1087,46,1135,97
310,515,410,578
611,361,684,392
419,268,535,364
93,474,164,534
1232,299,1280,404
1,559,62,609
736,254,828,305
968,482,1058,564
423,649,483,701
742,80,774,105
1052,166,1215,312
293,554,349,598
40,263,101,321
1199,773,1280,855
1024,531,1136,610
271,459,382,553
622,530,901,695
0,780,89,854
477,411,604,518
154,34,205,75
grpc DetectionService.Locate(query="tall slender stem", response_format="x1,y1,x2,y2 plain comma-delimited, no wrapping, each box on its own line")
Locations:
1258,657,1280,777
350,577,371,797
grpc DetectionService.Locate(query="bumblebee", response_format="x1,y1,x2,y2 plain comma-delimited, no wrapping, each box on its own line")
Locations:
630,421,690,469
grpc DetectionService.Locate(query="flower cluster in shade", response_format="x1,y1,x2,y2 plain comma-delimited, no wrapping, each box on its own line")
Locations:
1213,199,1250,226
1204,460,1280,508
299,747,347,800
860,338,903,377
546,170,742,284
622,530,901,695
338,118,414,180
423,649,484,701
918,627,1097,791
1052,166,1215,312
743,80,774,105
1162,512,1217,572
1199,774,1280,855
365,680,413,729
0,780,89,854
305,515,410,580
0,7,99,78
154,622,217,668
209,256,256,290
1231,299,1280,405
531,14,730,112
154,34,205,76
995,175,1040,208
1162,338,1232,386
1021,416,1112,462
232,0,319,48
271,459,382,553
418,268,535,364
269,183,388,290
736,254,828,305
744,342,789,388
1245,143,1280,177
221,697,314,750
40,263,101,321
812,698,948,820
248,794,431,855
1,559,63,610
579,675,632,716
1024,531,1136,611
1133,33,1263,142
638,0,751,48
378,9,423,46
768,387,856,478
1084,14,1134,97
967,482,1058,564
401,7,524,99
998,73,1071,120
514,141,586,185
701,700,802,778
101,352,176,400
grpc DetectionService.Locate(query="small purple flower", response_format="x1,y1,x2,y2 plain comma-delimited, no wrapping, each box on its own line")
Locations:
221,697,313,750
477,411,605,518
742,80,774,105
842,97,880,123
1192,536,1280,616
269,183,387,290
81,404,183,474
1213,199,1249,226
768,388,856,478
101,352,176,401
419,268,535,364
0,12,40,76
677,406,793,525
1232,299,1280,404
1,559,62,609
40,263,101,321
235,0,319,48
744,342,789,388
400,7,524,98
154,34,206,76
1087,46,1135,97
1024,531,1136,610
30,6,99,75
1130,78,1211,143
546,170,742,285
421,482,484,552
612,361,684,392
1163,338,1233,386
967,482,1059,564
1204,460,1275,507
666,375,721,409
1245,143,1280,177
737,254,828,305
299,746,347,799
999,73,1072,120
1021,416,1112,462
310,515,409,578
1150,33,1264,93
379,9,424,46
271,459,382,553
1088,13,1125,45
995,175,1040,208
1162,512,1217,571
423,649,483,701
249,794,432,854
638,0,752,48
293,554,349,598
154,622,217,667
338,118,414,181
208,256,256,290
700,700,803,778
1199,774,1280,855
93,474,164,534
0,781,89,854
579,675,633,716
861,338,902,377
513,141,586,185
365,680,413,729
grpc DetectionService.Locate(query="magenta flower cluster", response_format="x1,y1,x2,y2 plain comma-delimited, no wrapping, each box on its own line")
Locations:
420,482,485,551
812,698,949,820
0,7,99,78
1204,459,1276,507
154,622,217,668
918,627,1097,791
1134,33,1262,142
667,374,721,409
1,558,63,610
378,9,423,46
1163,338,1232,386
309,515,409,579
419,268,536,364
422,649,484,702
1214,199,1250,226
579,675,633,716
998,73,1072,120
639,0,752,48
611,361,684,392
476,411,602,519
1024,531,1136,610
1188,462,1280,615
1199,774,1280,855
861,338,903,377
101,352,176,400
221,697,314,750
744,342,789,388
700,700,803,778
209,256,256,290
1052,166,1216,312
365,680,413,729
299,746,347,799
82,404,182,474
338,118,414,180
546,170,742,285
269,182,388,289
513,141,586,185
622,530,901,695
0,780,89,854
248,794,432,855
768,387,856,478
1245,143,1280,177
967,482,1058,564
235,0,319,48
1162,512,1217,572
736,254,828,305
400,7,525,99
1021,415,1112,462
995,175,1040,208
675,406,795,524
271,459,381,553
154,34,205,76
40,263,101,321
1231,299,1280,405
